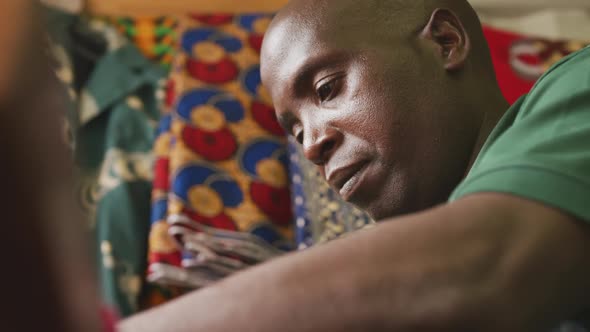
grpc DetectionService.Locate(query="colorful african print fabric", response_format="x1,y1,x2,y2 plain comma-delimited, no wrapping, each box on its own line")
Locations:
482,25,589,104
147,14,294,289
46,7,168,317
112,17,179,70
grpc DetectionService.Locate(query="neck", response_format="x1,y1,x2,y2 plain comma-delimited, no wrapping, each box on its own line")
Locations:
465,90,509,174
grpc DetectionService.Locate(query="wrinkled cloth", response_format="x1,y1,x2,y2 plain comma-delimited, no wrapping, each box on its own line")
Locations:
46,7,167,317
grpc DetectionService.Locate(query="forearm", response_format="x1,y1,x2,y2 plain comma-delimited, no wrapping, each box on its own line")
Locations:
120,194,590,332
122,200,497,331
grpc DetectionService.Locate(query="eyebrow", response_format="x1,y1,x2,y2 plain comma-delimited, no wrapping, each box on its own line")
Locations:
276,52,352,133
291,52,350,98
276,58,330,134
275,57,336,134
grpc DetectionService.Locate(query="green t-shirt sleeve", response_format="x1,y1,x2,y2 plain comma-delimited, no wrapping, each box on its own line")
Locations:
451,47,590,221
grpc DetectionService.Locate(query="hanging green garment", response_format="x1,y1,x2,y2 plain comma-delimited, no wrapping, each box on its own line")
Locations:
45,7,167,317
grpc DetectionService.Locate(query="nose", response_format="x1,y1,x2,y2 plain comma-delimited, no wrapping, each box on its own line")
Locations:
302,126,343,166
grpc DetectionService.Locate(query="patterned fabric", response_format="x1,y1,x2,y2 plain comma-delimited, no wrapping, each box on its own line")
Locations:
288,138,374,249
147,14,294,290
46,7,167,317
482,25,589,104
113,17,179,69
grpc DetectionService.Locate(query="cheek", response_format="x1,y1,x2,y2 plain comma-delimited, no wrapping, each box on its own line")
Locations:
356,58,431,160
345,75,406,158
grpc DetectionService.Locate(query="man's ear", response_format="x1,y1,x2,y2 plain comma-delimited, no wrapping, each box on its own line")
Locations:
420,8,470,71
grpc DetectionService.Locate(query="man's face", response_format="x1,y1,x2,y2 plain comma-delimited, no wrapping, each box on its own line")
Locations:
261,14,479,220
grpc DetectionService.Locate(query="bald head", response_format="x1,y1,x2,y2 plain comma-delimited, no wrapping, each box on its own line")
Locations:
271,0,478,37
262,0,492,79
260,0,506,219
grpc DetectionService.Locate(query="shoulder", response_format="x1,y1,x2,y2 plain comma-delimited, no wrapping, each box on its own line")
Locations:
450,47,590,221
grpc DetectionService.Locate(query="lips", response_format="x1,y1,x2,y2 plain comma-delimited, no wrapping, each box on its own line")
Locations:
326,160,369,200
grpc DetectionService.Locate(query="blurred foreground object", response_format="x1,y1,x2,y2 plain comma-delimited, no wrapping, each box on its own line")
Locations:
41,0,84,13
0,3,102,331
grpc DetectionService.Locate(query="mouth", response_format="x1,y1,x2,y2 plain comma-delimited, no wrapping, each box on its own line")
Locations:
327,160,369,201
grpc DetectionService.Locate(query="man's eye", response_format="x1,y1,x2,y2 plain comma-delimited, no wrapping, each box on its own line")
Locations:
295,131,303,144
316,80,336,102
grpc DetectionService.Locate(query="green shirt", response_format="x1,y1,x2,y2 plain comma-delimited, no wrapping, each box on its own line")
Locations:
451,46,590,222
450,46,590,330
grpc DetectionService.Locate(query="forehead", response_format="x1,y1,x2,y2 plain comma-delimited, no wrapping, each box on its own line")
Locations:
262,17,320,75
261,15,360,98
261,1,415,91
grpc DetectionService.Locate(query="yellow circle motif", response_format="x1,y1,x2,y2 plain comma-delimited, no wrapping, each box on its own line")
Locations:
191,105,226,131
256,158,287,188
149,222,177,253
253,17,272,35
188,185,224,217
193,41,225,64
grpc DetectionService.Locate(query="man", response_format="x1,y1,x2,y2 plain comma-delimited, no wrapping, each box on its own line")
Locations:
121,0,590,330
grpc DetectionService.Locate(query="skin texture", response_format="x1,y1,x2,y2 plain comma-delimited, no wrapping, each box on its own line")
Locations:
261,0,508,219
120,0,590,330
121,196,590,332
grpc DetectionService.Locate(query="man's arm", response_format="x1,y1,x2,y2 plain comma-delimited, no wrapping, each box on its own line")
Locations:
120,194,590,331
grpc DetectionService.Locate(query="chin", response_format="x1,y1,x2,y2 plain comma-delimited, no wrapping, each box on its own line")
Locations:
365,206,394,222
363,192,417,222
347,169,419,221
360,201,394,222
368,207,409,222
